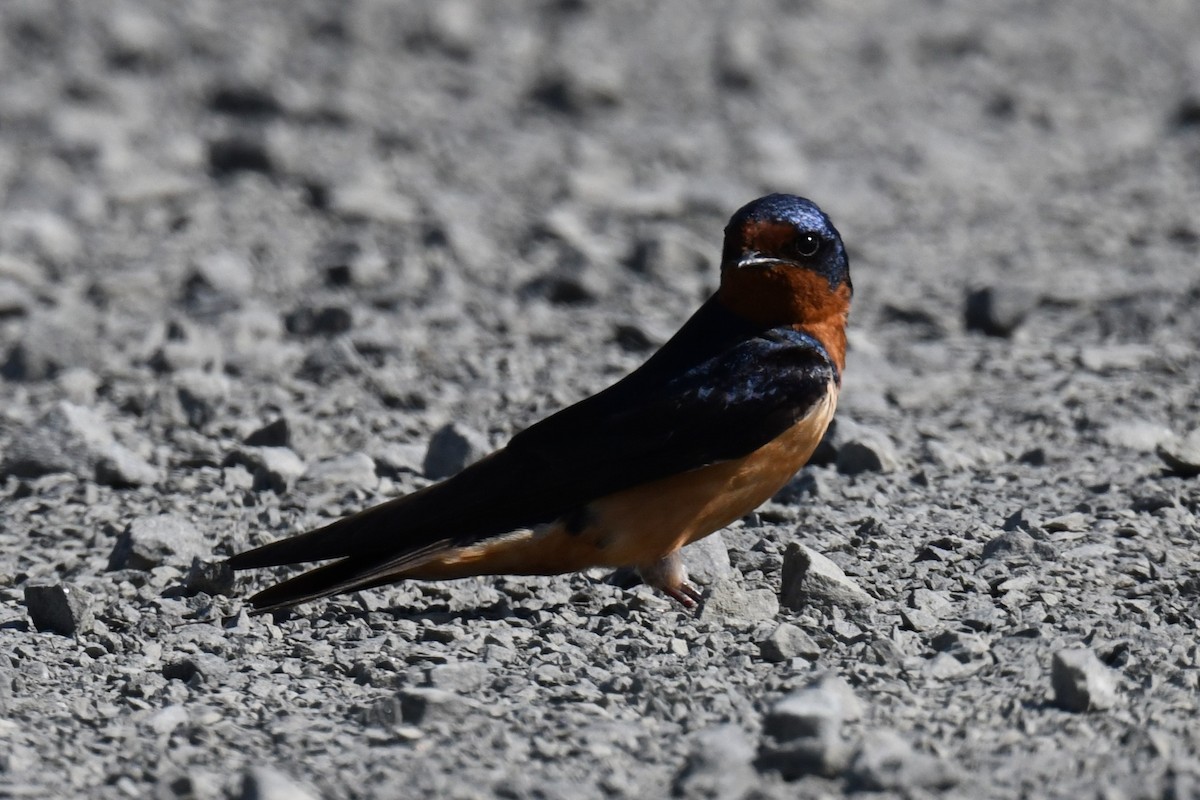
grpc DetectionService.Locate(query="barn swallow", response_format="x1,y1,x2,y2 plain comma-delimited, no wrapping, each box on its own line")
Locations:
227,194,851,613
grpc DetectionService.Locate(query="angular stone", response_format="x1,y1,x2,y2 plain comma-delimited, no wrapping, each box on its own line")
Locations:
184,558,236,597
757,674,859,779
763,682,843,741
224,447,307,493
699,579,779,623
680,532,733,586
283,306,353,336
244,418,291,448
672,725,755,799
1157,429,1200,477
399,688,481,725
94,444,161,488
964,284,1033,338
1052,648,1119,712
24,583,94,636
848,729,960,791
304,452,378,491
835,424,900,474
981,529,1053,562
239,766,320,800
1102,421,1174,453
427,662,490,693
758,623,821,663
423,423,490,480
780,543,873,612
109,514,207,571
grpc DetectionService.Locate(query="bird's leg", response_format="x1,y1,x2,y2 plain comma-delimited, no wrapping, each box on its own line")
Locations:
636,551,704,609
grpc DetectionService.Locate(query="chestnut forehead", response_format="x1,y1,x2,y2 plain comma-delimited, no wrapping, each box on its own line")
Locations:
737,219,807,251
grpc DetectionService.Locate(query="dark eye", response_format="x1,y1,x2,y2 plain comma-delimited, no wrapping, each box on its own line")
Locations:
794,233,822,258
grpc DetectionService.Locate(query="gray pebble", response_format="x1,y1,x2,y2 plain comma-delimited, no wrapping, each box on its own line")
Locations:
623,229,708,281
1052,648,1119,712
1,307,96,381
672,724,755,799
24,583,94,636
835,423,900,474
239,766,321,800
680,532,733,586
399,687,482,725
146,705,189,737
244,418,291,448
1,430,80,480
758,623,822,663
149,321,223,374
699,579,779,623
423,422,490,479
964,284,1034,338
981,529,1053,562
186,251,254,313
104,9,172,69
0,278,33,317
207,134,274,177
94,444,161,488
757,674,858,779
183,557,235,597
1102,421,1175,453
779,543,873,612
424,0,480,58
1079,343,1157,372
8,401,160,487
108,514,207,571
224,446,307,493
848,729,960,791
1157,429,1200,477
327,176,418,225
316,239,388,288
172,369,230,429
162,653,231,686
426,662,490,693
304,452,378,491
284,306,353,337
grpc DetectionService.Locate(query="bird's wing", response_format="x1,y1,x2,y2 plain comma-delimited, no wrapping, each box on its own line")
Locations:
228,328,835,611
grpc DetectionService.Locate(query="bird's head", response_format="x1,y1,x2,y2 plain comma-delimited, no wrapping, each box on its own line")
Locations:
718,194,851,332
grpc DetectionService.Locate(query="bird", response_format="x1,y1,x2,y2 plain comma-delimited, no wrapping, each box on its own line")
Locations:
227,193,852,613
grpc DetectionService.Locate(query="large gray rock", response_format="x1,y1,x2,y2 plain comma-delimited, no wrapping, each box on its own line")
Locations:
672,725,756,799
1157,429,1200,477
1052,648,1119,712
848,729,960,791
239,766,321,800
756,673,860,779
699,578,779,623
779,543,873,612
680,532,733,586
109,514,207,571
224,446,307,493
0,401,160,487
24,583,94,636
423,422,490,479
758,622,822,663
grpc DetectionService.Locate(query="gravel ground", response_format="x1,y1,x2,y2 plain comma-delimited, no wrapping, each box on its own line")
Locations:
3,1,1200,798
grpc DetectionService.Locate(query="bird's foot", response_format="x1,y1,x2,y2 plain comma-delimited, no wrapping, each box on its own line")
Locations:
661,581,704,609
637,551,703,610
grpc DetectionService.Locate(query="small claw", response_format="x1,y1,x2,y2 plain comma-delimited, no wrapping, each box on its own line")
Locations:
662,582,703,609
637,552,703,610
